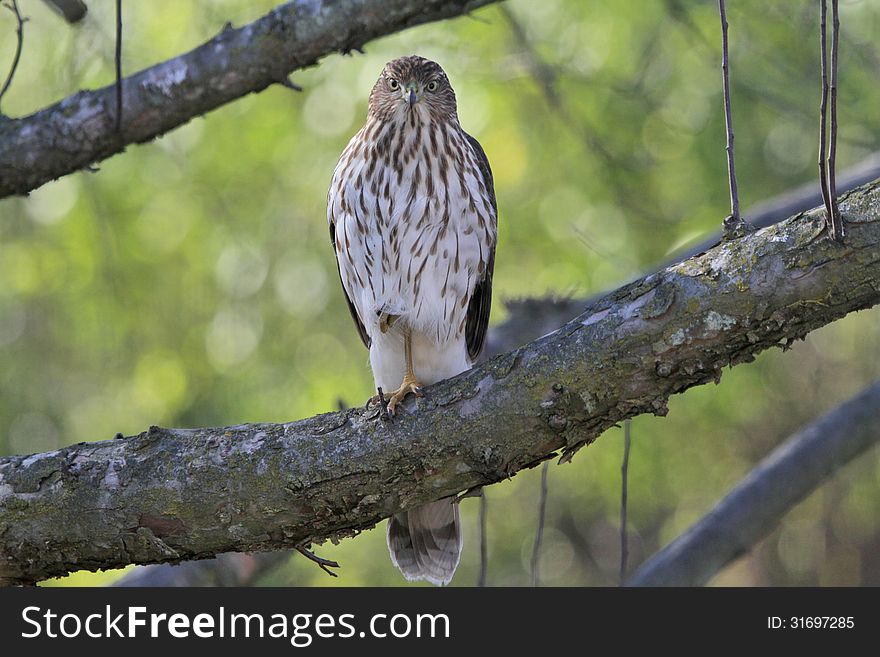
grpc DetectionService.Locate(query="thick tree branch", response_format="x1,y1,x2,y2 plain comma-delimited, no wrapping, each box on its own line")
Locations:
627,380,880,587
2,181,880,585
0,0,500,199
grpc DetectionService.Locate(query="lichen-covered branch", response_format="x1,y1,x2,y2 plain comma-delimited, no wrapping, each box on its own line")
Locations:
2,181,880,585
0,0,500,199
627,380,880,587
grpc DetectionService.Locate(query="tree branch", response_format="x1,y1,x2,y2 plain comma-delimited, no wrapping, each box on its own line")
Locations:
2,181,880,585
0,0,501,199
626,380,880,587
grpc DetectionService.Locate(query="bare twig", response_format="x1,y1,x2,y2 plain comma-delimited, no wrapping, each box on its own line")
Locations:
819,0,844,241
827,0,843,241
478,490,488,587
718,0,742,235
619,419,632,585
0,0,25,113
531,462,549,587
818,0,832,227
296,546,340,577
627,381,880,587
114,0,123,132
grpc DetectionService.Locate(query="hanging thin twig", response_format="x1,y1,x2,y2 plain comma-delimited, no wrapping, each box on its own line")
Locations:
619,419,632,585
0,0,26,113
114,0,123,132
478,490,488,586
530,462,549,586
718,0,743,236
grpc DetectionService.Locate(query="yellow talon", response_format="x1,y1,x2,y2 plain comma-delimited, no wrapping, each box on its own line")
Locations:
368,327,422,415
385,374,424,415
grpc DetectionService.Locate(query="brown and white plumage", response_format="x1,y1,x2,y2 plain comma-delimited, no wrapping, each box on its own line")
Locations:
327,56,497,585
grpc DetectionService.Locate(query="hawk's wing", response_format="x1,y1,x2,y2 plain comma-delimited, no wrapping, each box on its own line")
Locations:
329,221,371,349
463,132,496,362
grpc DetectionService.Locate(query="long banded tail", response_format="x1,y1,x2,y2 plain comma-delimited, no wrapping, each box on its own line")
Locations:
386,498,461,586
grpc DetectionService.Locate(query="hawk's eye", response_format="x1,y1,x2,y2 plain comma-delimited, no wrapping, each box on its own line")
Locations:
426,80,439,92
387,78,400,90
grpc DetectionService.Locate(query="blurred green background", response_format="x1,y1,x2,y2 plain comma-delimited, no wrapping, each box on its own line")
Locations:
1,0,879,586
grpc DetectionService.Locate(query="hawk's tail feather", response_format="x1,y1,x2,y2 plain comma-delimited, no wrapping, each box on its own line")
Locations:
387,498,461,586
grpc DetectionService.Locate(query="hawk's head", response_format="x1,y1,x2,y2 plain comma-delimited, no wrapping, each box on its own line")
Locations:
368,56,458,123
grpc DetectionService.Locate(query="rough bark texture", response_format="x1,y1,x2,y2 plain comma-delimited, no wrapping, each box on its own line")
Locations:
0,0,500,199
627,380,880,587
2,181,880,585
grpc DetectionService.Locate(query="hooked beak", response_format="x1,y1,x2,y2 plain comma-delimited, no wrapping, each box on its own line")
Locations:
404,82,418,107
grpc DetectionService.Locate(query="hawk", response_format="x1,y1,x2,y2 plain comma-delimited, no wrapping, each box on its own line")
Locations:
327,56,498,585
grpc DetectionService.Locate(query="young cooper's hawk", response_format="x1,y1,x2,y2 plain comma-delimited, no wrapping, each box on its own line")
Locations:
327,56,498,585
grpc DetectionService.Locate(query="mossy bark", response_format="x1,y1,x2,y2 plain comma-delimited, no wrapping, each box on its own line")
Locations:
0,0,500,199
2,182,880,585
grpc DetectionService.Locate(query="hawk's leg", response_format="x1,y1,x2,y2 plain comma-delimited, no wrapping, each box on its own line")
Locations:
370,328,423,415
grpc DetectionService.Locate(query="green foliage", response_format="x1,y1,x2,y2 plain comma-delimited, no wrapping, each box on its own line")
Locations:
2,0,879,586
